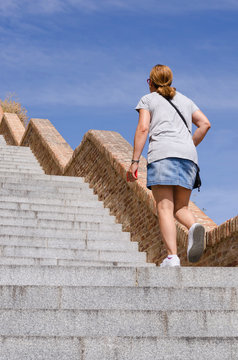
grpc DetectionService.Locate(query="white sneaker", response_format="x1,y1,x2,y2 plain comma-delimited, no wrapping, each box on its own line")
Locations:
187,223,205,263
160,255,180,267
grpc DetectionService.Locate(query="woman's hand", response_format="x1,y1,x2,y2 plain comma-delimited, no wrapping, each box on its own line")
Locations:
127,162,139,182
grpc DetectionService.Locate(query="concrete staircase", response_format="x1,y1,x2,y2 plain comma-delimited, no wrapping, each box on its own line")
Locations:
0,134,237,359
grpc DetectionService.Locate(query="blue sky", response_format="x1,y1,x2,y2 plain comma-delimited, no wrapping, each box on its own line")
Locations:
0,0,237,225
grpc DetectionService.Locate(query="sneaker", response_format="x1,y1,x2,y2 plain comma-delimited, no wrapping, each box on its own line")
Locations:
160,255,180,267
187,223,205,263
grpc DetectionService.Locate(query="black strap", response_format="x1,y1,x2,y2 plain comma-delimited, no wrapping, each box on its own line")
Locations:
166,96,200,174
166,98,191,134
165,97,201,191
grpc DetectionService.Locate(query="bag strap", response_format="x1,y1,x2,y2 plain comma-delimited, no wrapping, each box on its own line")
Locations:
166,98,191,134
166,97,200,173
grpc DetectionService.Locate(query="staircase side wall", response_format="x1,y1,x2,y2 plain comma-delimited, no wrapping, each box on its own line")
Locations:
0,113,25,145
200,215,238,266
64,130,227,266
21,118,73,175
0,106,3,125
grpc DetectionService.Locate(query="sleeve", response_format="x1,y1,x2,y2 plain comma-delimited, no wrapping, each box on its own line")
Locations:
135,95,150,112
190,99,199,114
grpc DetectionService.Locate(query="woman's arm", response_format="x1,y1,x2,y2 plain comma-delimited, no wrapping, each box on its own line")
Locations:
128,109,150,181
192,110,211,146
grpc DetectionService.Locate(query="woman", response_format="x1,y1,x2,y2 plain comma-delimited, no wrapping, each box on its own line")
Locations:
128,64,211,267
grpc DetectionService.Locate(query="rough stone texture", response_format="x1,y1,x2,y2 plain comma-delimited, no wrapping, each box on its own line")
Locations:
1,266,238,288
3,284,237,311
0,336,82,360
1,307,238,339
0,113,25,145
71,337,238,360
21,118,73,175
1,336,238,360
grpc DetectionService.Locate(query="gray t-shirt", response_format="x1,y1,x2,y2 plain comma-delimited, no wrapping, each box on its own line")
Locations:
135,91,199,165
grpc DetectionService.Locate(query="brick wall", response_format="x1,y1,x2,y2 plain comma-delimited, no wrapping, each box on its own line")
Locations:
64,130,235,266
0,113,25,145
0,111,237,266
0,106,3,124
21,118,73,175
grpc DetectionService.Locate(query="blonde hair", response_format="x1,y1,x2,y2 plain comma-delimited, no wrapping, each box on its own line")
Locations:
150,64,176,99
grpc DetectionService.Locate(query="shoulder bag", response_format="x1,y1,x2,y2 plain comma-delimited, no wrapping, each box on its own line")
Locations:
165,98,202,191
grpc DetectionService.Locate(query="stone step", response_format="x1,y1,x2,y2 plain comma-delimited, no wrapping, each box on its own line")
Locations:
0,185,98,201
1,168,44,174
0,225,130,241
0,136,6,145
0,188,97,200
0,216,122,231
4,159,36,167
0,177,92,190
0,150,36,159
0,256,57,266
0,265,237,288
0,152,36,159
0,208,116,223
0,336,82,360
0,172,86,184
0,336,236,360
0,199,109,215
0,308,237,337
0,143,32,149
0,284,235,311
0,155,41,163
0,162,42,169
0,235,137,251
0,245,146,262
1,182,94,195
0,166,42,172
0,168,44,174
0,146,33,153
0,256,152,267
0,146,35,152
0,195,105,209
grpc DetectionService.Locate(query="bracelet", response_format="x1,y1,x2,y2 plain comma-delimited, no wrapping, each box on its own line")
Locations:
131,160,140,164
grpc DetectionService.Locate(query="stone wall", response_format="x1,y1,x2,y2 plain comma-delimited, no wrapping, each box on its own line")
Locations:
0,112,237,266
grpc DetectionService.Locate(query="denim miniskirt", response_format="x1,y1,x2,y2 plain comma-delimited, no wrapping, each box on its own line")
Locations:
147,157,197,190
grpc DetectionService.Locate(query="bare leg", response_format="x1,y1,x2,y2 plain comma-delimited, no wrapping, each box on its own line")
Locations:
152,185,177,255
173,186,195,229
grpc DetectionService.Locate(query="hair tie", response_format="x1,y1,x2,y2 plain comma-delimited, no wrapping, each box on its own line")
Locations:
158,83,171,88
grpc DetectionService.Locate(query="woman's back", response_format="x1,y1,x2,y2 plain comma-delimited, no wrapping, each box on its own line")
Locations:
136,91,198,165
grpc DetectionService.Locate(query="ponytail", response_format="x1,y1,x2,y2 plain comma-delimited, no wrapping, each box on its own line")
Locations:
156,85,176,99
150,64,176,99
